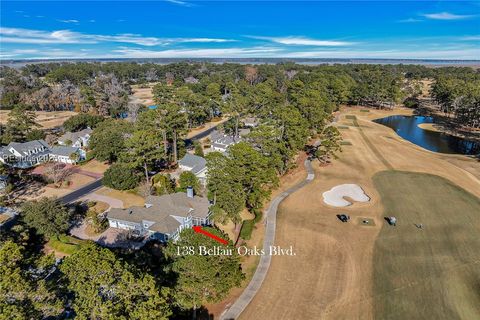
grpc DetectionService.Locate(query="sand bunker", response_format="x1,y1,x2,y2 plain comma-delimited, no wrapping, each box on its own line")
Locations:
322,184,370,207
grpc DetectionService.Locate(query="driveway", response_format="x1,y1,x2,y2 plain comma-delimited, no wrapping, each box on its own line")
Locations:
78,193,123,208
70,224,145,249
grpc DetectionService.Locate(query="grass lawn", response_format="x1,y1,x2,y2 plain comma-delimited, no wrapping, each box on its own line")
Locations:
373,170,480,320
47,235,87,255
79,160,110,174
96,187,145,208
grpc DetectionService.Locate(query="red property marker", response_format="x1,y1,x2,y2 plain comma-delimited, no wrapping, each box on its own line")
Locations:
192,226,228,245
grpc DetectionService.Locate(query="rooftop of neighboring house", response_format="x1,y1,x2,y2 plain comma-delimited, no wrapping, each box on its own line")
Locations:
107,192,210,235
211,130,242,148
184,76,199,84
0,207,18,226
242,117,259,127
5,140,50,155
58,128,93,144
239,128,251,137
50,146,80,157
178,153,207,175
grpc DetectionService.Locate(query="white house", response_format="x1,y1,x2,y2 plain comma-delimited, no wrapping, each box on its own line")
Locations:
0,140,84,168
58,128,92,148
242,117,259,127
210,130,242,153
178,154,207,184
107,190,211,242
50,146,85,164
0,175,8,192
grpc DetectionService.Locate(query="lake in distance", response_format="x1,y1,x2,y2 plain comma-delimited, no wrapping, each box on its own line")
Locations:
373,115,480,155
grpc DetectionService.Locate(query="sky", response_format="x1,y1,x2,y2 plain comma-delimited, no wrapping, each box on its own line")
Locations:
1,1,479,60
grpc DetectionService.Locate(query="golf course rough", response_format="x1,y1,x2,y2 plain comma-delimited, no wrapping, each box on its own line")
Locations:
373,170,480,320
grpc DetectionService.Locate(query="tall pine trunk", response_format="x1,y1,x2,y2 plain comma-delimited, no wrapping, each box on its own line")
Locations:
144,162,149,184
235,115,239,137
173,129,178,163
163,130,168,156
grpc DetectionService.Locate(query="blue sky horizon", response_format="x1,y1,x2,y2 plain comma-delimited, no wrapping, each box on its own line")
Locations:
1,1,479,60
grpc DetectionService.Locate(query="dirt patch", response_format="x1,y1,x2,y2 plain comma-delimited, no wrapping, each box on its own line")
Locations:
0,110,77,129
130,82,158,106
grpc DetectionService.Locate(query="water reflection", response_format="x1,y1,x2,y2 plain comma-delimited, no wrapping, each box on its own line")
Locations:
373,115,480,155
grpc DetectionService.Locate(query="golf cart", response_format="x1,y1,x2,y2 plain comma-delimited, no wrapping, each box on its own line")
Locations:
337,214,350,223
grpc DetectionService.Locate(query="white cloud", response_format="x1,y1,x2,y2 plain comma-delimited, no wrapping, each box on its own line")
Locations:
461,35,480,41
180,38,236,43
4,45,479,60
282,48,480,60
422,12,474,20
111,47,281,58
398,18,422,23
58,19,80,24
164,0,193,7
0,27,235,46
250,36,354,46
12,49,39,54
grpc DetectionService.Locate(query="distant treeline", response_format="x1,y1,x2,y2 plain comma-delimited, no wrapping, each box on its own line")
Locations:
1,62,479,128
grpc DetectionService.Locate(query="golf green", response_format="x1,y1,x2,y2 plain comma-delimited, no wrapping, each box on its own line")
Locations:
373,170,480,320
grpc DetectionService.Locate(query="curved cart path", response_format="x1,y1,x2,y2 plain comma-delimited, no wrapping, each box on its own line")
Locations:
221,160,314,320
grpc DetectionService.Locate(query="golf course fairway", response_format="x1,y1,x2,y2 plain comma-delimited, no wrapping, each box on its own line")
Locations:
373,170,480,320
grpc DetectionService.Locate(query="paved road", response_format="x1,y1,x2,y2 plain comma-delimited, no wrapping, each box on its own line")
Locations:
58,178,103,204
221,160,315,320
185,121,224,147
58,120,222,204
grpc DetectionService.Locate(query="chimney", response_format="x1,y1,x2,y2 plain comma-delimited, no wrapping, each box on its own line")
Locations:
186,186,194,198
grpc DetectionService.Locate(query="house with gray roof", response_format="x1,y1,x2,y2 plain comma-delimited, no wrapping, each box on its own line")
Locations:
106,190,211,242
0,140,84,168
0,207,19,230
58,128,92,149
178,153,207,184
242,117,259,127
50,146,85,164
0,175,8,192
210,130,242,153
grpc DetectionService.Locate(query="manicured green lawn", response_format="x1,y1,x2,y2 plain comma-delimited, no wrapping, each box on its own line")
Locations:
48,235,87,255
373,170,480,320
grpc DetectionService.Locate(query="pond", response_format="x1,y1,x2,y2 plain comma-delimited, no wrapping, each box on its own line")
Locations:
373,115,480,155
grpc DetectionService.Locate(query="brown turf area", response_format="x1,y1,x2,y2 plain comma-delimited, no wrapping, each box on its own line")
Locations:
238,106,480,320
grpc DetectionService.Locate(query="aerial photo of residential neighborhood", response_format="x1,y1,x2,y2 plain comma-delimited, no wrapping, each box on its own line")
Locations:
0,1,479,319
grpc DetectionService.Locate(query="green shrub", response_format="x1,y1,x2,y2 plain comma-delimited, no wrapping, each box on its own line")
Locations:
252,208,263,223
194,141,204,157
63,113,105,131
103,163,139,190
48,235,86,255
152,173,175,195
240,219,255,240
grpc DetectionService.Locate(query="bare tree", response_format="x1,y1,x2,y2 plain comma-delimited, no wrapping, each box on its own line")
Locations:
145,68,158,82
43,162,74,187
